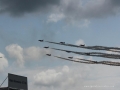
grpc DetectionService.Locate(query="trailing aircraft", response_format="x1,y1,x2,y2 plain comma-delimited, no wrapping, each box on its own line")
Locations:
44,46,49,48
60,42,65,44
46,54,51,56
68,57,73,59
80,44,85,46
38,40,44,42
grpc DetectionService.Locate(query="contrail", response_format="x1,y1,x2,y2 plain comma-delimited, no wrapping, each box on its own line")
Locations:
46,47,120,59
74,57,120,66
46,54,120,66
39,40,120,66
47,54,99,64
38,40,120,52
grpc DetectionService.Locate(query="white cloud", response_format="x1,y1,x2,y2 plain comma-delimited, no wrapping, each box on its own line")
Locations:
62,65,69,73
24,46,51,60
34,69,62,87
75,39,85,45
6,44,24,67
0,53,8,71
31,64,120,90
33,65,75,88
47,13,65,23
6,44,51,67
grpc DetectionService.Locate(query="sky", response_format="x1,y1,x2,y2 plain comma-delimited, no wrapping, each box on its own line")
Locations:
1,0,120,90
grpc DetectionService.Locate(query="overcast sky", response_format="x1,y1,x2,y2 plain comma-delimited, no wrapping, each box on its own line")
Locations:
1,0,120,90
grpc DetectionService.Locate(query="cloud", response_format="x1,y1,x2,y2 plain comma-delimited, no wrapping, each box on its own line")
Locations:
59,0,120,21
6,44,51,67
0,53,8,71
24,46,51,60
6,44,24,67
47,0,120,23
75,39,85,45
3,63,120,90
33,65,74,88
47,13,65,23
111,0,120,6
31,64,120,90
34,69,62,87
81,19,91,27
1,0,120,21
0,0,60,16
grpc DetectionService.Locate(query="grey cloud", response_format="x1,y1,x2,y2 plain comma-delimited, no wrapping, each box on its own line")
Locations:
48,0,120,22
61,0,120,21
1,0,120,20
112,0,120,6
0,0,60,16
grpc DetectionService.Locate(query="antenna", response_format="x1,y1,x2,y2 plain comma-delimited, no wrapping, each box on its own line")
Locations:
0,76,8,87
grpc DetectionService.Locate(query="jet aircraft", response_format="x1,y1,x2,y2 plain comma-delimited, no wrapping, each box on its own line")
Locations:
60,42,65,44
38,40,44,42
68,57,73,59
44,46,49,48
46,54,51,56
80,44,85,46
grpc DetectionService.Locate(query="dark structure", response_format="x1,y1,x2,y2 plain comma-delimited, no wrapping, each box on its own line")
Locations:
0,73,28,90
0,87,18,90
0,87,8,90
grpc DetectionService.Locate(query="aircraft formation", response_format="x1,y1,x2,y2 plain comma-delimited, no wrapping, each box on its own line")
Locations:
38,40,120,66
